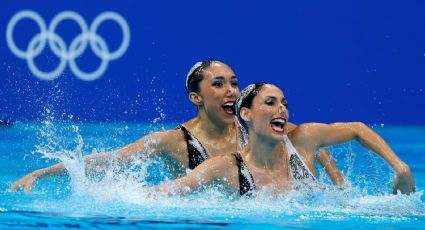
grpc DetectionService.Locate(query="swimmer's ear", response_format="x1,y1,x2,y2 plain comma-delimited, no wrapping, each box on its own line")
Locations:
240,107,251,123
189,92,203,106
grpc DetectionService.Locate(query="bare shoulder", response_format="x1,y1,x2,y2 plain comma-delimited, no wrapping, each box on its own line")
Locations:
286,122,298,133
180,118,197,130
290,122,323,135
289,123,326,145
154,128,184,141
149,128,185,152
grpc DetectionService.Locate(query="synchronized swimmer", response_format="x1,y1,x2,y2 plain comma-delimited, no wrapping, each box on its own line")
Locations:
11,60,414,196
148,83,415,196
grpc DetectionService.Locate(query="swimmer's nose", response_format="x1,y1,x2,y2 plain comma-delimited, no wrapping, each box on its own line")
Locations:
228,88,235,97
225,83,236,97
278,103,286,115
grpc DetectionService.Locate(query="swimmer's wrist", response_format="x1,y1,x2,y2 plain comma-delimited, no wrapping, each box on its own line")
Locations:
33,169,50,179
394,162,410,175
31,170,42,179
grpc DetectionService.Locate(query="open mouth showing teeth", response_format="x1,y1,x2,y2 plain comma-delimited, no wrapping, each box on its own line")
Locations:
222,102,234,115
270,118,286,133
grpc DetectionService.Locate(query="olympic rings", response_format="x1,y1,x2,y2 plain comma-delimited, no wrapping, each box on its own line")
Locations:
6,10,131,81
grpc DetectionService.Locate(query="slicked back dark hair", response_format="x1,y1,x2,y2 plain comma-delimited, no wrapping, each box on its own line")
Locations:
185,59,220,94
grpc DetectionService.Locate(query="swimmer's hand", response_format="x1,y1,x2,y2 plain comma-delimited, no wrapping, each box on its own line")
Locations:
10,171,40,192
393,165,415,195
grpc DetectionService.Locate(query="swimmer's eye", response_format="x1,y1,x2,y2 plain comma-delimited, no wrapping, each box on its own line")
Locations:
282,98,288,108
230,78,238,87
265,98,288,108
212,81,224,87
265,98,275,106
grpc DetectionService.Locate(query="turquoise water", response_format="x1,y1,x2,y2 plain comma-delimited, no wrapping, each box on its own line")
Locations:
1,122,424,229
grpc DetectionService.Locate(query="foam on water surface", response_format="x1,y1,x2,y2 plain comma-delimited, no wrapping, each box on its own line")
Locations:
1,122,425,229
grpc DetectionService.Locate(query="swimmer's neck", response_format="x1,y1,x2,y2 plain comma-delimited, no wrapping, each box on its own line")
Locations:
244,134,285,170
187,114,235,139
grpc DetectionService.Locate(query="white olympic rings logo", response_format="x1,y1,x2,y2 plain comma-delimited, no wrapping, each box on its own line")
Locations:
6,10,131,81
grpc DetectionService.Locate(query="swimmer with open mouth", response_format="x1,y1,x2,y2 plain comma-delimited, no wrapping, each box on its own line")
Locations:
11,61,343,192
149,83,415,197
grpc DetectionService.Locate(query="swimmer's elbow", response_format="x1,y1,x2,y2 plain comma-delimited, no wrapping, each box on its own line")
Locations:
349,122,369,139
352,122,367,129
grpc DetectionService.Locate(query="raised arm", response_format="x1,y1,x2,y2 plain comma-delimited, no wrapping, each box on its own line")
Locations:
298,122,415,194
148,155,238,196
11,130,176,192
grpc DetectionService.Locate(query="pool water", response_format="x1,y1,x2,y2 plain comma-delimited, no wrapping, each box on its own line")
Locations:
1,122,424,229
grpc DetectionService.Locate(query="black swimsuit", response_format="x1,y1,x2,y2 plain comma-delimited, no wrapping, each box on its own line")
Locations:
179,126,256,196
232,147,315,196
233,152,256,196
178,125,314,196
178,126,208,169
179,122,244,170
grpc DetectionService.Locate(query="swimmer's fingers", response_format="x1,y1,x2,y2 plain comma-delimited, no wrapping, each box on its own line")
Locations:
23,183,35,192
10,181,22,191
393,169,415,195
10,178,26,191
10,174,37,192
410,175,416,194
407,174,416,194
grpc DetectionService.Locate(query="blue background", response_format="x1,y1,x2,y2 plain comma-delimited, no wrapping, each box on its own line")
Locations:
1,0,424,125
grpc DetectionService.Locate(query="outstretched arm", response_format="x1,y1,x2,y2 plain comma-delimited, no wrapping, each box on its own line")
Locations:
11,131,173,192
148,155,237,196
299,122,415,194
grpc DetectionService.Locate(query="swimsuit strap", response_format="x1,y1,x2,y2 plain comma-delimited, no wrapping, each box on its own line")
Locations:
178,125,208,169
235,118,249,149
233,152,256,196
283,135,316,180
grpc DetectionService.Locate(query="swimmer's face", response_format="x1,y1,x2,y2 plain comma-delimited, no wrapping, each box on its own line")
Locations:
197,62,240,124
243,85,288,141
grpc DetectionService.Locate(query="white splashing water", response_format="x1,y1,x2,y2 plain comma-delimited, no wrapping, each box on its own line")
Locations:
30,122,425,223
35,125,88,194
34,123,155,202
